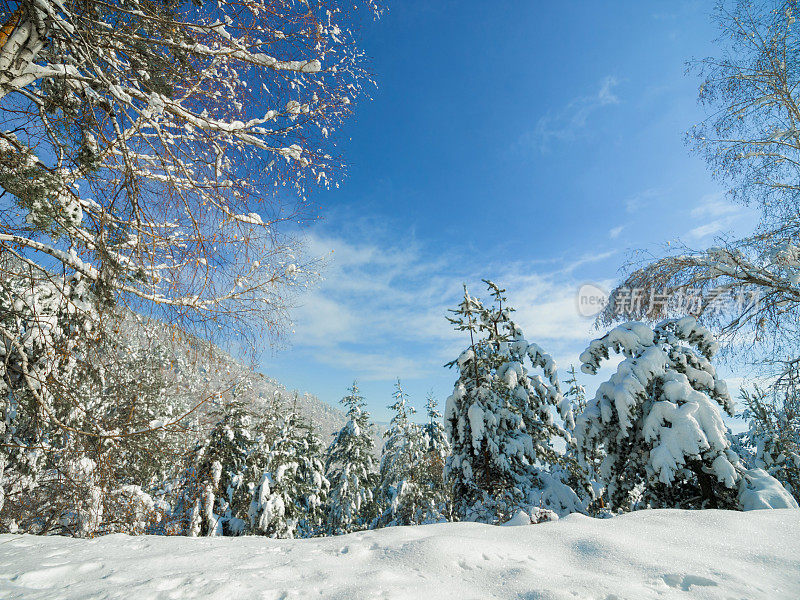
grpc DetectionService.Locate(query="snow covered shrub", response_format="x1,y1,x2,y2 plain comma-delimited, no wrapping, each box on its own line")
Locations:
105,485,160,535
575,317,741,510
444,281,582,524
324,383,378,534
56,458,104,538
0,262,99,522
0,294,208,536
502,506,559,526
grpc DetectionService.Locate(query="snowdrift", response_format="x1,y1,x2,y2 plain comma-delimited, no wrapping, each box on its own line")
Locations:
0,509,797,599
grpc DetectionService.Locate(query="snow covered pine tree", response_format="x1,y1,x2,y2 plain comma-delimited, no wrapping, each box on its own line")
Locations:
185,399,265,536
444,281,582,524
376,381,428,526
249,411,329,538
575,317,798,511
324,383,378,534
735,363,800,504
419,393,452,521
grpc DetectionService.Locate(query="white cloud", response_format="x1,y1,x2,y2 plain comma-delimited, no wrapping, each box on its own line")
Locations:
609,225,624,239
625,188,665,214
686,192,747,240
687,221,727,240
690,192,739,219
525,76,620,152
597,77,620,105
285,225,618,383
560,250,617,275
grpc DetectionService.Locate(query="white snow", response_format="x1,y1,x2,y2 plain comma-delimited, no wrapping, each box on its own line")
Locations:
739,468,799,510
0,509,797,599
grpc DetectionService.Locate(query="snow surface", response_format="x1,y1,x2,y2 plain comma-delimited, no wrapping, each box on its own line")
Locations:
0,509,797,599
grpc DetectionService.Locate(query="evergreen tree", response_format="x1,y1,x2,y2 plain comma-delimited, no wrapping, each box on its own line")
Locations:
185,398,263,536
324,383,378,535
377,381,428,526
294,422,330,537
561,364,600,510
736,368,800,503
444,281,580,523
249,410,329,538
563,365,587,416
574,317,741,510
419,393,452,522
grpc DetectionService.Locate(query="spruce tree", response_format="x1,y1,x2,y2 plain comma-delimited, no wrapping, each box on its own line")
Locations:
419,393,451,522
249,410,329,538
444,281,580,523
736,372,800,503
377,381,428,526
185,399,263,536
563,365,587,416
294,422,330,537
574,317,741,510
324,383,378,535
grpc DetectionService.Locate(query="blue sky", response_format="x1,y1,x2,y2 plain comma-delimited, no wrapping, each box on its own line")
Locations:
260,1,757,422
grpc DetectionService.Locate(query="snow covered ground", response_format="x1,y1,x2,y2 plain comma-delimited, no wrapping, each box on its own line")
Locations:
0,509,797,599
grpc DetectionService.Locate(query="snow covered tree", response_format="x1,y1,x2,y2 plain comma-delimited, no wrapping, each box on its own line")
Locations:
376,381,428,527
600,1,800,375
0,0,380,533
563,365,587,416
444,282,581,523
0,260,98,528
1,0,380,343
560,364,602,509
419,393,451,521
323,383,378,535
736,364,800,502
249,410,329,538
575,317,743,510
294,422,330,537
185,398,264,536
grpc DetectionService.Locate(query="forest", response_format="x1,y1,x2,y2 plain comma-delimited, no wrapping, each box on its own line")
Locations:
0,0,798,583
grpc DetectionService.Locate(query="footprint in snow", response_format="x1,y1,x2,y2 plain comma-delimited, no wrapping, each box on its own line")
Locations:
662,573,718,591
13,565,74,589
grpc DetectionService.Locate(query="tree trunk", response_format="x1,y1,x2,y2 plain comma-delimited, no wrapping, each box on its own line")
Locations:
0,5,46,99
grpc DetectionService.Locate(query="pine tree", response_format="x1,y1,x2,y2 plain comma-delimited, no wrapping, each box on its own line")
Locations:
560,364,600,510
185,399,263,536
563,365,587,416
294,422,330,537
574,317,741,510
736,368,800,503
419,393,451,522
324,383,378,535
377,381,428,526
444,281,580,523
249,410,330,538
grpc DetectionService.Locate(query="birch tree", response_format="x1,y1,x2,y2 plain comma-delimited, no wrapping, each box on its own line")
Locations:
0,0,378,533
0,0,378,341
601,0,800,371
